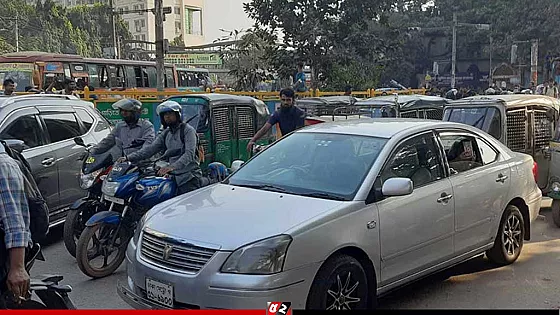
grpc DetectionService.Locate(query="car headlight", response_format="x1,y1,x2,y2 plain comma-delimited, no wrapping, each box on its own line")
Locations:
133,214,147,245
80,169,102,190
102,180,120,196
221,235,292,275
552,182,560,192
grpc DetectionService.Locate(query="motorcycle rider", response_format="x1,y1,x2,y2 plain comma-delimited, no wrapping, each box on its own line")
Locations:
90,98,155,157
118,101,203,195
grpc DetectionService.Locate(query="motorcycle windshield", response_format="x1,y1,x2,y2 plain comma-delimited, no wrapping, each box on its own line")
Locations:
107,162,135,181
83,151,113,174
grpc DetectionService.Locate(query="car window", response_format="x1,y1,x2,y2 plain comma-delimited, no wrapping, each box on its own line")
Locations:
227,132,387,201
476,138,498,165
75,108,94,133
42,113,82,143
380,133,443,188
487,108,501,139
0,115,44,149
440,134,484,174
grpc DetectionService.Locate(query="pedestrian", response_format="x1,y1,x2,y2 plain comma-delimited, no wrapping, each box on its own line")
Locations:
2,79,16,96
293,63,307,92
0,142,31,307
247,87,305,151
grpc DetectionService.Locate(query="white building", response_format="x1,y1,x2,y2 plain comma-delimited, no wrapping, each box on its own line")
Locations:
115,0,205,48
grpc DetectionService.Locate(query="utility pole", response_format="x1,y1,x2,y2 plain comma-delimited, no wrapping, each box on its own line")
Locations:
489,35,493,84
154,0,165,93
109,0,118,59
531,39,539,85
451,12,457,89
15,14,18,52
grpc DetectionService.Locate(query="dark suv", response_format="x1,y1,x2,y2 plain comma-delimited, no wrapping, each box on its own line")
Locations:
0,94,112,226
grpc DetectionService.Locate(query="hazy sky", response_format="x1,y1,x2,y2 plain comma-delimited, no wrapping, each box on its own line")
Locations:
203,0,255,44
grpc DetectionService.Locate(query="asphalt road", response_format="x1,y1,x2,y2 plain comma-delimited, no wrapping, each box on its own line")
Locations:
31,199,560,309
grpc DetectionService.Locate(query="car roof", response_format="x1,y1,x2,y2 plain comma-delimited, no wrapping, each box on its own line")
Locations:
0,94,93,110
448,94,560,110
296,118,473,139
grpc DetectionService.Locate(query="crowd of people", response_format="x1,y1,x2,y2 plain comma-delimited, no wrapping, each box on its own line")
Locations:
425,79,560,100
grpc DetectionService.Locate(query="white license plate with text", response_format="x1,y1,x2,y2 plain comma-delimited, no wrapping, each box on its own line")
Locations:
146,278,174,308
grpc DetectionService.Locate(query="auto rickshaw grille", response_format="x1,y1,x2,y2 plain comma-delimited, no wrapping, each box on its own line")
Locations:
237,107,255,139
534,110,552,150
425,109,443,120
506,110,527,152
400,111,417,118
213,107,230,142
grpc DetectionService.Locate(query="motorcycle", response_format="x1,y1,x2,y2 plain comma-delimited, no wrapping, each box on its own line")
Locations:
63,138,144,258
75,150,181,279
1,243,76,309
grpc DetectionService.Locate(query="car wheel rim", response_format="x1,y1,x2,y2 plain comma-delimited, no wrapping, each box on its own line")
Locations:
326,272,361,310
502,213,522,256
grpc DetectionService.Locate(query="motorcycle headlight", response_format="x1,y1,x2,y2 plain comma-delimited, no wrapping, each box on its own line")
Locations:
102,180,120,197
221,235,292,275
80,169,102,190
133,214,147,245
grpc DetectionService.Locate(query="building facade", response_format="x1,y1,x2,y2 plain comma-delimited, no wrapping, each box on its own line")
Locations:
115,0,205,49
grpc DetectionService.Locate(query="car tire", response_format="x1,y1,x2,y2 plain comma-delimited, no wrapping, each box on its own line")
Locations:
551,200,560,228
486,204,525,265
306,254,371,310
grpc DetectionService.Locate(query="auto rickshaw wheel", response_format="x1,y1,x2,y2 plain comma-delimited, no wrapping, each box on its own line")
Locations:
551,200,560,228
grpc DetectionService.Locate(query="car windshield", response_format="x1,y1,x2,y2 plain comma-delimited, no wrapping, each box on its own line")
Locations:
446,107,502,139
227,132,388,201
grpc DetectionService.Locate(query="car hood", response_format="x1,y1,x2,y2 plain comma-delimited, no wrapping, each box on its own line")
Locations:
142,183,343,250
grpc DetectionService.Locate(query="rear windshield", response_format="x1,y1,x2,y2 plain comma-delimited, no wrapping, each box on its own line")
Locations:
445,107,502,139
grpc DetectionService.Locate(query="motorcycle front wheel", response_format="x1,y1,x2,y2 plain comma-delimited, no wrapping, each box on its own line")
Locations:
63,203,98,258
76,223,130,279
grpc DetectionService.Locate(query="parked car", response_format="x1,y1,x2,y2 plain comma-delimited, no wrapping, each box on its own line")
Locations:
118,118,541,310
0,94,112,226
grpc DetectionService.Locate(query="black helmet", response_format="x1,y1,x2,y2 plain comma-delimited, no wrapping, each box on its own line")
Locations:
112,98,142,112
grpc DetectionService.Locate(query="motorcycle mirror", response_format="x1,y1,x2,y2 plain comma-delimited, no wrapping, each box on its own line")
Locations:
74,137,86,147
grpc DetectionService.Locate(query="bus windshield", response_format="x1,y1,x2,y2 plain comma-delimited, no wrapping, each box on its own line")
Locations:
0,63,34,92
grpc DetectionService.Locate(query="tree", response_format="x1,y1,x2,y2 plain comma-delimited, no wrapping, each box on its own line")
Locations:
220,28,277,91
0,0,131,57
244,0,420,90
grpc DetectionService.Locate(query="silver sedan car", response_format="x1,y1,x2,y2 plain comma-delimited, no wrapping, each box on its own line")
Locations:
118,118,542,310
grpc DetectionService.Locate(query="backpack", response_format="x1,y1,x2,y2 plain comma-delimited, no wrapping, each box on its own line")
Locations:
163,123,205,163
0,141,49,243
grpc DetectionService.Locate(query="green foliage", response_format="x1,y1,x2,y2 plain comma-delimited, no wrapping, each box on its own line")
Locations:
0,0,131,57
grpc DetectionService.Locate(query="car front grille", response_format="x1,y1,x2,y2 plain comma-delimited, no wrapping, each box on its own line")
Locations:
140,231,217,274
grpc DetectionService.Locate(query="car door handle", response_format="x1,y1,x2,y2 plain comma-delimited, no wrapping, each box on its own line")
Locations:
41,157,55,166
496,174,508,183
437,193,453,203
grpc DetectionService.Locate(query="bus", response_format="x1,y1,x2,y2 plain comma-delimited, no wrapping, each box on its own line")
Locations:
0,51,178,92
176,67,214,91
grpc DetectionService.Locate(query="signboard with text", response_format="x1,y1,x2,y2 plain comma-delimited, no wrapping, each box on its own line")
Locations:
165,53,222,65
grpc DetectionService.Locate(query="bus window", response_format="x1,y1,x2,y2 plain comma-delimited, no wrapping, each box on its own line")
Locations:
165,67,175,88
141,67,149,87
0,63,34,92
109,65,125,88
88,64,100,88
98,65,109,88
134,66,143,87
125,66,136,88
146,66,157,87
63,63,71,78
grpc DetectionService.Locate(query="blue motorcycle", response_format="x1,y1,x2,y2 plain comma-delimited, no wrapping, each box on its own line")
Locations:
75,151,180,279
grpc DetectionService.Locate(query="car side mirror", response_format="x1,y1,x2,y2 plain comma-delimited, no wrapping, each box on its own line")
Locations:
381,178,414,197
3,139,26,153
74,137,86,147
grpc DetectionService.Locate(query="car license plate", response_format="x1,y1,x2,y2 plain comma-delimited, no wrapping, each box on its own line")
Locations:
146,278,174,308
104,195,125,205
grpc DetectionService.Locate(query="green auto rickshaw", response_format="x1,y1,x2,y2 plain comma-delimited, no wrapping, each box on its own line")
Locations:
164,93,274,170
